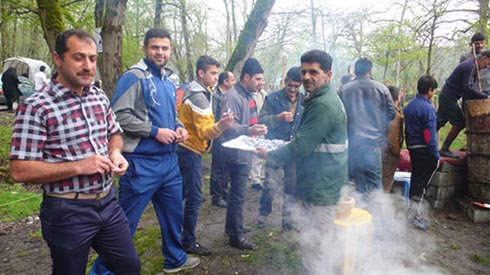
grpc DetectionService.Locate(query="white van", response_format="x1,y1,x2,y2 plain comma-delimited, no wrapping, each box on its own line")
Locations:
0,57,51,109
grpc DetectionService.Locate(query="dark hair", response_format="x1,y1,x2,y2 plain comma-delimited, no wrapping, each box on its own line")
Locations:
479,49,490,58
55,29,96,58
144,28,171,47
196,55,220,76
40,65,46,72
218,71,232,85
387,85,400,101
417,75,438,95
472,32,486,43
354,58,373,76
300,50,332,72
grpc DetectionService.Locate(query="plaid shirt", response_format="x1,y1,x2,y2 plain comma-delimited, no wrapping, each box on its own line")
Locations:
10,76,122,193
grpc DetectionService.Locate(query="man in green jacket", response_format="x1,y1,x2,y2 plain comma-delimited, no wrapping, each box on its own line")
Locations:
255,49,348,274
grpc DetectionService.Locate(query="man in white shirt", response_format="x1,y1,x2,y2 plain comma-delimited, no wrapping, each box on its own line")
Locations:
34,65,47,91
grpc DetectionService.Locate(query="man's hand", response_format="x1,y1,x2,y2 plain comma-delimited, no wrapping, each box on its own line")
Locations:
254,147,268,159
250,124,268,136
78,154,116,175
109,149,128,176
277,111,294,122
156,128,178,144
175,127,188,143
216,113,234,131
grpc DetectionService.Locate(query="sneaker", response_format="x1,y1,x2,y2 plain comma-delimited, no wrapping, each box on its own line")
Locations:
229,237,257,250
184,242,211,256
412,216,429,230
257,214,267,228
211,199,227,208
282,223,298,232
163,256,200,273
251,183,263,190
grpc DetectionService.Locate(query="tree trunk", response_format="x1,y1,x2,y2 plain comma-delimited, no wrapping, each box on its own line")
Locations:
99,0,128,99
477,0,490,34
36,0,65,55
154,0,163,28
178,0,194,82
95,0,104,27
225,0,275,76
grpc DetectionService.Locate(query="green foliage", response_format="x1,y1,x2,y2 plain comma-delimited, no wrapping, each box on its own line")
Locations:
438,123,466,150
0,121,14,185
470,254,490,266
0,183,42,222
246,229,302,274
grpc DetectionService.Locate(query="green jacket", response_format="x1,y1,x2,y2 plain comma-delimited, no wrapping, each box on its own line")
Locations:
267,84,348,205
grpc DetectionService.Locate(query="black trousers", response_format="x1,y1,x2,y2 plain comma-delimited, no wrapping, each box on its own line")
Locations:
408,148,438,197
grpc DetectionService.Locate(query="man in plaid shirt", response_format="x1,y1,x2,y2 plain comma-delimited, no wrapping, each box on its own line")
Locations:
9,29,140,275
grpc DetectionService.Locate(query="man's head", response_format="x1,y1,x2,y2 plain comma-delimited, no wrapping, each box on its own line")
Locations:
40,66,46,72
300,50,333,94
143,28,172,69
195,55,220,89
387,85,401,106
417,75,438,100
53,29,97,93
471,32,486,54
354,57,373,77
476,49,490,69
240,58,265,93
218,71,235,91
284,66,302,101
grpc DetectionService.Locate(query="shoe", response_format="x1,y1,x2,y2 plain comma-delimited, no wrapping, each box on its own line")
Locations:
163,256,200,273
243,226,252,233
251,183,263,190
439,149,459,158
229,237,256,250
412,215,429,230
282,223,298,232
212,199,227,208
184,242,211,255
257,214,267,228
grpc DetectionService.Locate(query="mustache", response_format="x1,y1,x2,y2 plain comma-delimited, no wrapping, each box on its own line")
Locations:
77,71,93,77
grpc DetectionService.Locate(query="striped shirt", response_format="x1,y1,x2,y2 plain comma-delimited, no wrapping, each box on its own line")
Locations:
9,76,121,194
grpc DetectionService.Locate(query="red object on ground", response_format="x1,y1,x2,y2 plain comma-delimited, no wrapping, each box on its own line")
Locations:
398,149,467,172
398,149,411,172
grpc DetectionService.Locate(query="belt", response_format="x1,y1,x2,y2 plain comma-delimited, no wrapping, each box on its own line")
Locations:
408,144,428,149
45,188,111,200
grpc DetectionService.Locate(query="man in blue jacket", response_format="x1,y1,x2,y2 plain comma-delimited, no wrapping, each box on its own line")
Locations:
256,66,304,230
338,58,396,197
437,50,490,158
90,28,199,274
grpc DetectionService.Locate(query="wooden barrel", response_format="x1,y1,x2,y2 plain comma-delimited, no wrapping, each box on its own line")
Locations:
465,99,490,203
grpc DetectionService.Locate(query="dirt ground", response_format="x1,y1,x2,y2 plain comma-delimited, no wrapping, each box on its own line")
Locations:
0,128,490,274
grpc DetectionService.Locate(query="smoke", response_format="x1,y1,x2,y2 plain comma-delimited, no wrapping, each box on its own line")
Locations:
291,184,445,275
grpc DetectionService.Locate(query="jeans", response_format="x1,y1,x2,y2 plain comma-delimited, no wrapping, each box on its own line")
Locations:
258,163,297,226
408,148,438,197
177,147,203,248
90,153,186,274
225,162,251,239
349,145,382,196
41,186,140,275
210,141,229,203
